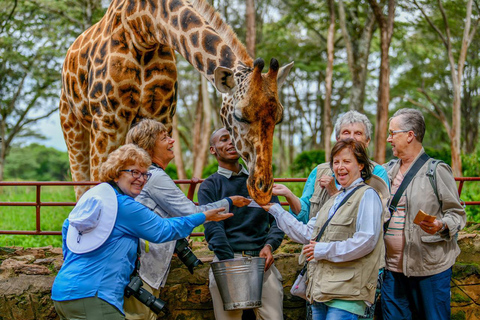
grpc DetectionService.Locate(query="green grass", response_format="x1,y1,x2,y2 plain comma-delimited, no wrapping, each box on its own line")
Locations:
0,185,76,248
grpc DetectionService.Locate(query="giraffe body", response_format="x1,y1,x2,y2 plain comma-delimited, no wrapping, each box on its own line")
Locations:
60,0,293,204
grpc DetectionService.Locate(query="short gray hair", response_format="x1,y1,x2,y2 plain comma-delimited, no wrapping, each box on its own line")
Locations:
390,108,425,142
334,111,373,141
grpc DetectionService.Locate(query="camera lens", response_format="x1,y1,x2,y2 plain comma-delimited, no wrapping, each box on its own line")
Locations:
174,238,203,274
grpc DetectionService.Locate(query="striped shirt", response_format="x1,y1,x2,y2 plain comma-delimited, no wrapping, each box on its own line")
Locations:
384,170,406,272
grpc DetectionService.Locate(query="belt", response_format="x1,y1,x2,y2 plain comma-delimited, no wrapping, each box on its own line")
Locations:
235,250,261,257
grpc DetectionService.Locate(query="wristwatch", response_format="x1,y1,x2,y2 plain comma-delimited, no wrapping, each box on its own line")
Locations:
437,220,447,233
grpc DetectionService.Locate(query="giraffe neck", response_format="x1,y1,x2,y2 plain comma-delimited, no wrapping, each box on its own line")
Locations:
115,0,253,84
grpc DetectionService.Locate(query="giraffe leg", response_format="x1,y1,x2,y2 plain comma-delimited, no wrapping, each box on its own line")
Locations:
88,121,129,182
59,98,91,200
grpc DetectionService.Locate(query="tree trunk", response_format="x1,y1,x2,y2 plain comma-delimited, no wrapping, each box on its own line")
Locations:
451,86,462,176
246,0,256,57
172,114,187,182
369,0,396,164
192,77,212,179
374,36,390,163
323,0,335,161
338,0,376,113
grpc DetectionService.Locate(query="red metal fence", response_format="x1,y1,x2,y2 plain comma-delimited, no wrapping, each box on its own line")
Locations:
1,177,479,236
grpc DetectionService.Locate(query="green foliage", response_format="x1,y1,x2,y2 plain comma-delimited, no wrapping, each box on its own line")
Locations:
462,150,480,177
4,143,70,181
291,150,325,177
165,163,178,180
202,162,218,178
423,147,452,166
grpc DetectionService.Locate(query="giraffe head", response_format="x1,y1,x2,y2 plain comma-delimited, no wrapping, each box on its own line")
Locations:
215,58,294,205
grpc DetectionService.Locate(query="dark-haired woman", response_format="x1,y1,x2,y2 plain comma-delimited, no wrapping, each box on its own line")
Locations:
262,139,384,320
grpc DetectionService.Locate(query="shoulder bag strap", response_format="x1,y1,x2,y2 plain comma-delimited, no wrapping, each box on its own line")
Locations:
384,153,430,232
299,184,367,273
314,184,366,242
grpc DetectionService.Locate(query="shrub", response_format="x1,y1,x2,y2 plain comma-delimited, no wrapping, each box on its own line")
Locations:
291,150,325,177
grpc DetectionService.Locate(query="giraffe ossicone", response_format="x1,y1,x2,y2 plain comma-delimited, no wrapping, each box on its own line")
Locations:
59,0,293,205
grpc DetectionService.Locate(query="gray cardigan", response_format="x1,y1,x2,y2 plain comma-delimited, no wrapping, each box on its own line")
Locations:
135,166,230,289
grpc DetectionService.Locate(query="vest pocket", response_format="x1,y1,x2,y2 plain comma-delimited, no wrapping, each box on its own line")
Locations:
310,195,322,205
320,266,360,296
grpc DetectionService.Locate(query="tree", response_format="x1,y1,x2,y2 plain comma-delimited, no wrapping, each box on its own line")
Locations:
411,0,479,176
338,0,377,113
368,0,396,164
4,143,70,181
0,0,63,181
0,0,106,181
323,0,335,161
246,0,256,57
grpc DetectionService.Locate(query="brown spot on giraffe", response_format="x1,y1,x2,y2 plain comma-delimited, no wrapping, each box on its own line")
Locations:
60,0,293,203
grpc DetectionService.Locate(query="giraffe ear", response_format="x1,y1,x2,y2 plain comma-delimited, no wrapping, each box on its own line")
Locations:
277,61,294,88
214,67,236,94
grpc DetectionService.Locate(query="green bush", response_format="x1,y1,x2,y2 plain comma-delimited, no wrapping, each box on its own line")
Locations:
424,147,451,166
462,150,480,177
4,143,70,181
291,150,325,177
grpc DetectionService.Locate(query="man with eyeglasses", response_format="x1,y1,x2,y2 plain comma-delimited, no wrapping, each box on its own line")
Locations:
381,108,466,320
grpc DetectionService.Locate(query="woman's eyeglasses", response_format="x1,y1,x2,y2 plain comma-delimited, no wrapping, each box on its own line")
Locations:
121,169,152,181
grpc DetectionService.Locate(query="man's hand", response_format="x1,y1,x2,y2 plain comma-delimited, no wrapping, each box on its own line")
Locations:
319,175,338,196
204,208,233,222
229,196,252,207
260,245,274,271
302,240,317,262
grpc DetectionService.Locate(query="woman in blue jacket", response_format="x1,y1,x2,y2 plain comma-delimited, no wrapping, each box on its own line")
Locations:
51,144,232,320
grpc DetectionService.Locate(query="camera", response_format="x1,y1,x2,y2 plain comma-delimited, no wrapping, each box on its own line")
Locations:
174,238,203,274
125,275,166,314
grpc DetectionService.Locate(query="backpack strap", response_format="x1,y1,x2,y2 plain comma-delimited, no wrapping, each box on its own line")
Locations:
384,153,430,233
426,158,443,205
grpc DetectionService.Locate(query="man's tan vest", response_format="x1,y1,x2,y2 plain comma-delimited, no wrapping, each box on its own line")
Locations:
305,185,384,304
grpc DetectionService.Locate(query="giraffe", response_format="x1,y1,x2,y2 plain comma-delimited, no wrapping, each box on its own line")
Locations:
59,0,293,205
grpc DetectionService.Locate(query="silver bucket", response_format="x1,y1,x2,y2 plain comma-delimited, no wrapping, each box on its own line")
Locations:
211,257,266,311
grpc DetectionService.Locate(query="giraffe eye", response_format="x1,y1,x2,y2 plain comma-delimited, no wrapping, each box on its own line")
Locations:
233,108,252,124
233,112,251,124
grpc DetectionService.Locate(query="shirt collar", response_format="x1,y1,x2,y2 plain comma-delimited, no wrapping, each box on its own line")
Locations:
340,177,364,193
217,165,249,179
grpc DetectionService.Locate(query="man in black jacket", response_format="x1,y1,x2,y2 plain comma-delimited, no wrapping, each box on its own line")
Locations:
198,128,285,320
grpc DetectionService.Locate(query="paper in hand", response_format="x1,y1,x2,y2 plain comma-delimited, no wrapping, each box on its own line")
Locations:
413,209,436,225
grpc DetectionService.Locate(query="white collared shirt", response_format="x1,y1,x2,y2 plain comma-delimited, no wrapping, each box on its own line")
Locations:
268,178,383,262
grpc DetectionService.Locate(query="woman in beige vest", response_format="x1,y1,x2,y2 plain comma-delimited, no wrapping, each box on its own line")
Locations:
262,139,384,320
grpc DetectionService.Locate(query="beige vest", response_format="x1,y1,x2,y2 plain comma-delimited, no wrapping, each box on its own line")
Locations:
309,163,334,220
305,185,383,304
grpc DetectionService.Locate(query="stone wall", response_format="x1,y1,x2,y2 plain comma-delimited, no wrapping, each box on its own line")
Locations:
1,234,479,320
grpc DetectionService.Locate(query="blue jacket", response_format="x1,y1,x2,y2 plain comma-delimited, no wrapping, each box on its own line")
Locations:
51,189,205,314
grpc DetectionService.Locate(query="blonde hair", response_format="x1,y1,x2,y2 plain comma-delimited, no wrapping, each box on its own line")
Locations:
126,119,168,157
99,144,151,182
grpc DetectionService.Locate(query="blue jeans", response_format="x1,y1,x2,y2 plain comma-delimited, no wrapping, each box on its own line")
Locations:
381,268,452,320
311,302,358,320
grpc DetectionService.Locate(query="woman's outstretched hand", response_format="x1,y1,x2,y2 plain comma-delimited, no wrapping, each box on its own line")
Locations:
229,196,252,207
204,208,234,222
260,203,275,212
